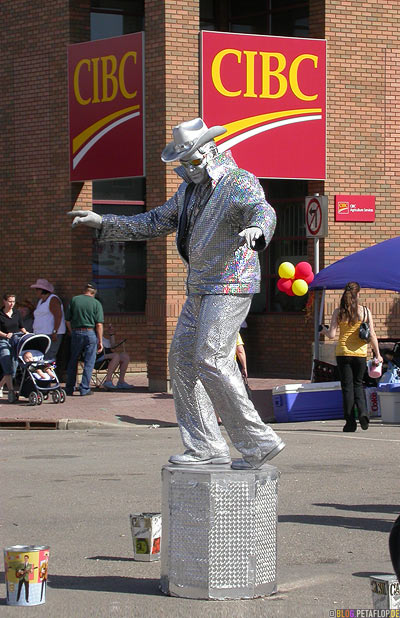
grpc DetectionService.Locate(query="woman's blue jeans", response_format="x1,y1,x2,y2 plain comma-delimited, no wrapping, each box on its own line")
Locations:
0,339,17,377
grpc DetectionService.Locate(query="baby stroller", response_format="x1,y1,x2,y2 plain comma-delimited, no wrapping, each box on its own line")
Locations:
14,333,66,405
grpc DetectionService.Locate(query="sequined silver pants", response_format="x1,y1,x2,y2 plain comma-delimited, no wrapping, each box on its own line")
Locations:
169,294,281,463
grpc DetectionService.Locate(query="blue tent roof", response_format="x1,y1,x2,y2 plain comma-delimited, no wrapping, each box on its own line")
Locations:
309,236,400,292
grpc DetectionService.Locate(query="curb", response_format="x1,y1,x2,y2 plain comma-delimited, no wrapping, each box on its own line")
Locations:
0,418,166,431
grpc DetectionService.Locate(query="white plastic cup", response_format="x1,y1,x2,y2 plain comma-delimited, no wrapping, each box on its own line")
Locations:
368,360,382,379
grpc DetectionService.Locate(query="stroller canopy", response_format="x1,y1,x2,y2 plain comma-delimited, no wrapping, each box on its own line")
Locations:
17,333,51,358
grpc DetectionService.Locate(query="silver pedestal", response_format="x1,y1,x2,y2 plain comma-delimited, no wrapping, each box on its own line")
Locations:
160,463,279,600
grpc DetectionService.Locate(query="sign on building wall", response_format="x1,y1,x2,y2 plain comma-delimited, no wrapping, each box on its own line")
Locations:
335,195,375,222
201,31,326,180
305,195,328,238
68,32,144,181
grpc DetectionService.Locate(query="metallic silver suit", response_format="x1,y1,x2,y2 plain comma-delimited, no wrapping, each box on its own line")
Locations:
99,150,282,464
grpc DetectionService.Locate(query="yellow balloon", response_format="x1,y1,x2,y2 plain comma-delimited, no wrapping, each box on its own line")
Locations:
278,262,295,279
292,279,308,296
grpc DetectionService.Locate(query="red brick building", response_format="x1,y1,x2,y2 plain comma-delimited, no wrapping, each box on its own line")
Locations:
1,1,399,391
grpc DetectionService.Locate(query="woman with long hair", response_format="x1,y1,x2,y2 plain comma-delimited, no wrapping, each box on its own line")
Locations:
320,281,383,432
0,293,28,402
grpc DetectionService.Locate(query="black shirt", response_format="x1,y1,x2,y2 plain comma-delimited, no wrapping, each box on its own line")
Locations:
0,308,23,335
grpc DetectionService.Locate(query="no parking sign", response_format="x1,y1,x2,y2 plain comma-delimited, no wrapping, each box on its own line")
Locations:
305,195,328,238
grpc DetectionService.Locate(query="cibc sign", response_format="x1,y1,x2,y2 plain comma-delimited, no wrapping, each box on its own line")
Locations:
68,32,144,181
335,195,375,222
201,31,326,179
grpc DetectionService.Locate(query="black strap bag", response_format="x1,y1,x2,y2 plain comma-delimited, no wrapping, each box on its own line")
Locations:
242,375,253,402
359,306,371,341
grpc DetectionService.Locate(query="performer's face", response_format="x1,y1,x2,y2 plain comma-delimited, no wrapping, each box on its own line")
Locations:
180,149,209,184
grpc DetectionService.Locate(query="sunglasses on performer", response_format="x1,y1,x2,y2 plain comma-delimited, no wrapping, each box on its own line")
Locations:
180,158,204,168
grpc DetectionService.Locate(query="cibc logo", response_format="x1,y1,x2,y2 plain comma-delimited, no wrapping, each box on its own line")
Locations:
73,52,138,104
202,31,326,180
68,32,144,181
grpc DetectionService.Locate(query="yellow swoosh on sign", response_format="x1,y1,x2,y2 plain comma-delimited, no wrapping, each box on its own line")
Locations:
214,108,322,142
73,105,140,154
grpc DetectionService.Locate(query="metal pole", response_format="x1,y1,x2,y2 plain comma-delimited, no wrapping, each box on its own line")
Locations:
313,236,320,362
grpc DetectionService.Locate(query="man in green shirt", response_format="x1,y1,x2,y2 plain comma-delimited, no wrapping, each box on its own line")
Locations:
65,283,104,396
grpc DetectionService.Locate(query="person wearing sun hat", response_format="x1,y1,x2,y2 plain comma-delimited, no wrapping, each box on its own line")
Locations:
68,117,284,470
31,278,66,362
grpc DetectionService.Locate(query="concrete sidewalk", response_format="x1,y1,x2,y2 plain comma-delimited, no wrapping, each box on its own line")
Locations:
0,373,304,429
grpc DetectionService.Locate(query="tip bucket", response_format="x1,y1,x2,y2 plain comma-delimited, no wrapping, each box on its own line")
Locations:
3,545,50,606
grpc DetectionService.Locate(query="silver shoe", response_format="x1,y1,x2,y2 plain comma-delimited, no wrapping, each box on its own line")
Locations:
231,441,285,470
169,452,231,465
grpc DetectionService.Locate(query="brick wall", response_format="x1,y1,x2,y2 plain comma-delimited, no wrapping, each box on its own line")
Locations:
144,0,198,390
0,1,148,373
322,0,400,348
1,1,91,299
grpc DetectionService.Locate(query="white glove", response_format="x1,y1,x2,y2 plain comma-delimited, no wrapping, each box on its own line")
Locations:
239,226,263,249
67,210,103,229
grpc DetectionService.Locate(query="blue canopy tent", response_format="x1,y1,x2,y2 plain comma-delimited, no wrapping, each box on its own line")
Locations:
308,237,400,372
309,236,400,293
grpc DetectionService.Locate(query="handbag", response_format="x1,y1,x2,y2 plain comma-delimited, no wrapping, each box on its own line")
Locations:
242,375,253,401
359,306,370,341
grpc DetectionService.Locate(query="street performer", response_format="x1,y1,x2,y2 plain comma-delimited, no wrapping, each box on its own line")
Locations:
68,117,285,469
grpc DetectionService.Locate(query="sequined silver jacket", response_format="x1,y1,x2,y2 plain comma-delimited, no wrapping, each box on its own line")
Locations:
99,151,276,295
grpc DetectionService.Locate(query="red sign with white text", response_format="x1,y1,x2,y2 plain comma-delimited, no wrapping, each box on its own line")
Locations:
335,195,375,222
201,31,326,179
68,32,144,181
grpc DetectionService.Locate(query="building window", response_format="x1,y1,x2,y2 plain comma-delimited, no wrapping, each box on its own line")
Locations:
90,0,144,41
200,0,309,38
90,5,145,314
251,180,309,314
92,178,146,314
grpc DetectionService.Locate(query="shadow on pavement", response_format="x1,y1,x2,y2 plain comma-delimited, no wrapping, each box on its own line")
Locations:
47,574,163,596
279,514,393,533
314,503,400,514
116,415,177,428
86,555,135,562
353,571,394,579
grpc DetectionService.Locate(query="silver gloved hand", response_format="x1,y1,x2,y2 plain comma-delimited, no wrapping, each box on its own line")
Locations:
67,210,103,229
239,226,263,249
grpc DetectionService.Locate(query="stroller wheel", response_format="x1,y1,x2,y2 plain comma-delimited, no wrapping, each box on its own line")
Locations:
59,389,66,403
29,391,38,406
36,392,43,406
52,390,60,404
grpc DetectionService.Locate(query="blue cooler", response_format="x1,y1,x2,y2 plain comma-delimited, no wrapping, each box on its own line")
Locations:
272,381,343,423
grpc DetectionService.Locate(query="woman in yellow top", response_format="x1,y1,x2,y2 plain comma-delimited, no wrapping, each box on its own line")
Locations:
321,281,383,432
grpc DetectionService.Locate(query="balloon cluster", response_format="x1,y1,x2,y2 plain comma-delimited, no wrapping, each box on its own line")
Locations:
277,261,314,296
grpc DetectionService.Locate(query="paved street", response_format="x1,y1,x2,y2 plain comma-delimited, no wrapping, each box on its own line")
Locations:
0,418,398,617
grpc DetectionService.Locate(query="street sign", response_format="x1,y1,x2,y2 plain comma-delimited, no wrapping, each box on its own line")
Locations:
305,195,328,238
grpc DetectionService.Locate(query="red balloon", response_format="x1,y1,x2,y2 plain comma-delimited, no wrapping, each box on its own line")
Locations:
295,261,313,279
304,272,314,284
277,278,293,294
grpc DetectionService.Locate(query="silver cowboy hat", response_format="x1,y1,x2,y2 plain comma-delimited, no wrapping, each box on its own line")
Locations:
161,117,227,163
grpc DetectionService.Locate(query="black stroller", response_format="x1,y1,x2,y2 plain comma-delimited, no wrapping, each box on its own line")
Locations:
13,333,66,405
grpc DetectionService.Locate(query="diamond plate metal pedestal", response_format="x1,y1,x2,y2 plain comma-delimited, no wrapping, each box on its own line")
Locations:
160,463,279,600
